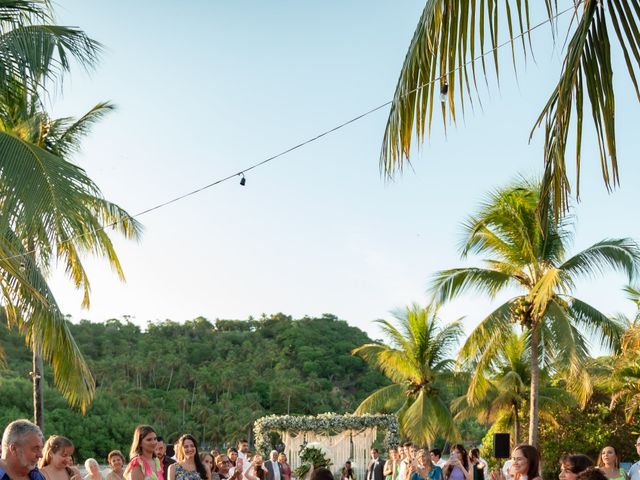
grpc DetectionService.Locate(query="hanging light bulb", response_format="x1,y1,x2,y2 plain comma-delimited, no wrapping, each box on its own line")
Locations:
440,82,449,103
19,261,26,272
239,173,246,186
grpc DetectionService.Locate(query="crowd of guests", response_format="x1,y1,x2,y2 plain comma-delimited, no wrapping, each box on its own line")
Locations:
342,440,640,480
2,418,640,480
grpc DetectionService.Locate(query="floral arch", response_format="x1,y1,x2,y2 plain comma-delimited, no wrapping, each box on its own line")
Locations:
254,413,400,479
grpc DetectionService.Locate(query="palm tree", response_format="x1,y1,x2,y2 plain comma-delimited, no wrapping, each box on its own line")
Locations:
380,1,640,217
352,303,462,446
430,178,639,445
0,78,142,430
452,331,573,444
606,285,640,422
0,0,101,94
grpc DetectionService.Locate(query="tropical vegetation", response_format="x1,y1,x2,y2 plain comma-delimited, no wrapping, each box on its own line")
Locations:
452,331,573,445
352,304,464,446
381,1,640,217
0,313,390,461
0,0,140,429
428,178,639,445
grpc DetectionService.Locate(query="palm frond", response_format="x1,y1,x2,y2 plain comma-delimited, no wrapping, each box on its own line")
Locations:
567,296,623,352
531,0,640,216
46,101,115,157
430,267,514,304
354,383,407,415
380,0,555,176
559,238,640,282
0,23,101,88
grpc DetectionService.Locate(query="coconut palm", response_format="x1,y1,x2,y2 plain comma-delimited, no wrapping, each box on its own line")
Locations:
0,0,101,94
430,178,639,445
352,303,462,446
381,1,640,217
0,78,142,429
452,331,573,444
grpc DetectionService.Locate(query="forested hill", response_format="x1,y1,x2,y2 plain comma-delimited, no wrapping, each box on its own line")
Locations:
0,313,388,462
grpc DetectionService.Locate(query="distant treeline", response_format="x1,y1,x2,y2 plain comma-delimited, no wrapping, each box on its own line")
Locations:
0,313,389,462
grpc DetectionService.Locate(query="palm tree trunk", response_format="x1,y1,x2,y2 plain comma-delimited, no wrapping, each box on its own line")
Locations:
513,402,520,445
32,347,44,431
28,239,44,433
528,323,540,446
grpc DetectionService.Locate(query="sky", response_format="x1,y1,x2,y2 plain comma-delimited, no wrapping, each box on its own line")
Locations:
48,1,640,347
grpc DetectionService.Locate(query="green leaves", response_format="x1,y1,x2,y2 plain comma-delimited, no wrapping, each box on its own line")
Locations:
352,303,462,444
383,0,640,217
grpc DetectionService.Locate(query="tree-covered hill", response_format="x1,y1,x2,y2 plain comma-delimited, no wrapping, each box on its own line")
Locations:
0,313,388,461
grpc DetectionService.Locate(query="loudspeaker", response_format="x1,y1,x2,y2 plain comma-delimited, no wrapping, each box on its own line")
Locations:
493,433,511,459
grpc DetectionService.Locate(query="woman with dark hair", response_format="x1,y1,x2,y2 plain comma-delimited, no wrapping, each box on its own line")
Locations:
443,445,472,480
559,454,594,480
577,469,608,480
510,445,541,480
244,455,266,480
168,434,210,480
469,449,486,480
340,461,355,480
278,453,291,480
597,447,627,480
124,425,163,480
39,436,82,480
200,454,214,476
490,445,541,480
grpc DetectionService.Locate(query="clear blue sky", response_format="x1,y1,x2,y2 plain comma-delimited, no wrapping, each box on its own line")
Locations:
49,1,640,347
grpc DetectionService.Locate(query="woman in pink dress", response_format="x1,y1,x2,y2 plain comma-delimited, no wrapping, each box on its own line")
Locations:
278,453,291,480
124,425,163,480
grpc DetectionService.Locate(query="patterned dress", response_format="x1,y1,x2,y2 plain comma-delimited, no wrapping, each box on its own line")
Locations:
174,465,203,480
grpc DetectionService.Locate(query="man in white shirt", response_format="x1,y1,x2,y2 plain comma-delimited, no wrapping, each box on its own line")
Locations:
429,449,446,468
502,460,514,480
266,450,282,480
628,436,640,480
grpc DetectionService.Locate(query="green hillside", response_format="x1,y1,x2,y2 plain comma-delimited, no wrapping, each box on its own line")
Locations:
0,313,388,461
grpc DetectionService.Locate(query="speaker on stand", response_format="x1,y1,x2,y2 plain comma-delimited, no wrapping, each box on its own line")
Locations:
493,433,511,459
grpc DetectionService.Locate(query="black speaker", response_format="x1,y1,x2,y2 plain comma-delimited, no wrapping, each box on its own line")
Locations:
493,433,511,459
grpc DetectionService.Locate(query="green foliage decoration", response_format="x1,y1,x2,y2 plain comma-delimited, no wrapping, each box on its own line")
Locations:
292,444,332,479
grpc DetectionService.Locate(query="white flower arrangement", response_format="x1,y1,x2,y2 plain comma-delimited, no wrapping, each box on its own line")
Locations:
253,413,400,455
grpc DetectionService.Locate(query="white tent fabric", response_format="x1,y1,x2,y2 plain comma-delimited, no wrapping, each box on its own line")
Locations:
281,428,377,480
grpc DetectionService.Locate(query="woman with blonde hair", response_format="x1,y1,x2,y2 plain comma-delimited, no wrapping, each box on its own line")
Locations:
407,449,442,480
124,425,163,480
597,446,627,480
39,436,82,480
167,434,210,480
85,459,104,480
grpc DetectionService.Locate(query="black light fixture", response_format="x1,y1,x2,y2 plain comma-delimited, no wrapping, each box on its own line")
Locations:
239,173,246,186
440,81,449,103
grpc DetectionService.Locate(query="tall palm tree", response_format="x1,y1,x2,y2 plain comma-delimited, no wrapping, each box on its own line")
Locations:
430,178,639,445
452,331,573,444
0,0,101,94
380,1,640,217
352,303,462,446
0,78,142,430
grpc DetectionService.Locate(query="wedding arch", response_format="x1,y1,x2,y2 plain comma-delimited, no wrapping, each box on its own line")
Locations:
254,413,400,478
